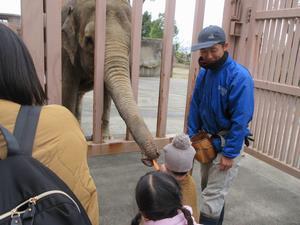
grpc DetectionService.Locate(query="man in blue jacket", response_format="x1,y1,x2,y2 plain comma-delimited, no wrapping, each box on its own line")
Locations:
188,25,254,225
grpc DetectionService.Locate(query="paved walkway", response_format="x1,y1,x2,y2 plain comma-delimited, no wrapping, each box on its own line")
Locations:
82,77,300,225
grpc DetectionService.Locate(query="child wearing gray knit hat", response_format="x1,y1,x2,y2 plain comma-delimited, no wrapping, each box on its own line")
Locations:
162,133,200,223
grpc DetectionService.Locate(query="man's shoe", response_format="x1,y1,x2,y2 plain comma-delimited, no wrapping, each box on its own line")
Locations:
199,213,219,225
217,206,225,225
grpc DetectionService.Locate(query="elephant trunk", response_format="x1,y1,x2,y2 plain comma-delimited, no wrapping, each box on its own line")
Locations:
104,41,159,160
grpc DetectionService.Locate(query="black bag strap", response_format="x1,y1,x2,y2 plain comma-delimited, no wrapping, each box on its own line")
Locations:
12,105,41,156
0,125,20,155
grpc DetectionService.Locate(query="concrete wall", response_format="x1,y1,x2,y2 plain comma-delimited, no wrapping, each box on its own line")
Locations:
140,38,162,77
0,13,21,34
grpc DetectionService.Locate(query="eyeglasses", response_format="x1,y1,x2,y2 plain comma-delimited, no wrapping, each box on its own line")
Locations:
141,157,160,171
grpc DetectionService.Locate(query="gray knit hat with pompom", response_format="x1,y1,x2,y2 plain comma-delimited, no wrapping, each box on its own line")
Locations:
163,134,196,173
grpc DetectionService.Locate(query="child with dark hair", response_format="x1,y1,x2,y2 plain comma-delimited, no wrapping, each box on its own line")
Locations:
132,171,200,225
161,134,199,222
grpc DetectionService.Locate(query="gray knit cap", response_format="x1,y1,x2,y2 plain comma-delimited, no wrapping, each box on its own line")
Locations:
163,134,196,173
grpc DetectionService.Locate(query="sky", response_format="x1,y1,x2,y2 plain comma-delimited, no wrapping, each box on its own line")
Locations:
0,0,225,50
143,0,225,50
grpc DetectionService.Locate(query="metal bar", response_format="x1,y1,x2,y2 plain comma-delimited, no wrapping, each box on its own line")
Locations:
285,0,293,8
263,92,277,155
292,38,300,86
93,0,106,144
286,20,300,85
268,93,282,157
253,90,266,151
262,20,276,80
292,124,300,168
268,19,283,82
279,97,295,162
126,0,143,141
258,91,271,154
257,20,271,80
273,95,289,159
255,8,300,20
21,0,45,89
250,90,259,140
286,98,300,165
273,19,289,82
183,0,205,133
222,0,235,56
45,0,62,104
279,19,295,84
254,79,300,97
156,0,176,137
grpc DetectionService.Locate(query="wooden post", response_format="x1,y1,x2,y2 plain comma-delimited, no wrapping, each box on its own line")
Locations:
21,0,45,89
156,0,176,138
126,0,143,140
183,0,205,133
45,0,62,104
93,0,106,144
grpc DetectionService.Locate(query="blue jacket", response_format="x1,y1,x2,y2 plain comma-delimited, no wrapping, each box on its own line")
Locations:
188,56,254,158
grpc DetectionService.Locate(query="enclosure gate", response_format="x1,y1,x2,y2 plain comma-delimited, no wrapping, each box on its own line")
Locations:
222,0,300,178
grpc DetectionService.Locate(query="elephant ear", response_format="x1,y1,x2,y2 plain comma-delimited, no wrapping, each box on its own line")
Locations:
62,6,77,65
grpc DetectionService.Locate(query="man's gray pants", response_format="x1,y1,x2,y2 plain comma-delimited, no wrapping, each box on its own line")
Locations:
200,152,242,218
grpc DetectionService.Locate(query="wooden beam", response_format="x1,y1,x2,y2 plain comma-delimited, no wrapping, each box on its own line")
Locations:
255,8,300,20
254,79,300,97
93,0,106,143
88,136,173,157
183,0,205,133
222,0,235,56
45,0,62,104
126,0,143,140
130,0,143,101
21,0,45,89
245,147,300,179
156,0,176,137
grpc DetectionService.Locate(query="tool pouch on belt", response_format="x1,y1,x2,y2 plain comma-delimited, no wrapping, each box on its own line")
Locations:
191,131,217,164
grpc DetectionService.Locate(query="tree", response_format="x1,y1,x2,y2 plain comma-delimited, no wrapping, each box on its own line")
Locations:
142,11,152,37
141,10,190,64
142,11,178,39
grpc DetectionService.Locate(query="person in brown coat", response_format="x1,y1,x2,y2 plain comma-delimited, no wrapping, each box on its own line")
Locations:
161,134,200,222
0,23,99,225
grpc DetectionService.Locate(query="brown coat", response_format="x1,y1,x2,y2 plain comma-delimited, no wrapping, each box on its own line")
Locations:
0,99,99,225
179,174,200,222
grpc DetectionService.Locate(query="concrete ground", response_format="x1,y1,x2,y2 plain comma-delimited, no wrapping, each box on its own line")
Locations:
82,75,300,225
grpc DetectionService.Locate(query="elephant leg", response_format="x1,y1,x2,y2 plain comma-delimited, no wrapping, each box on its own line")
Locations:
62,50,81,116
102,86,111,140
75,92,85,123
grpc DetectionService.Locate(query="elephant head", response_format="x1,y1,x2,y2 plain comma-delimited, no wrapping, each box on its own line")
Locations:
61,0,159,160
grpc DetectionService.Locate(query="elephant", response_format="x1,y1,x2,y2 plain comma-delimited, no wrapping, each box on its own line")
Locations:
61,0,159,160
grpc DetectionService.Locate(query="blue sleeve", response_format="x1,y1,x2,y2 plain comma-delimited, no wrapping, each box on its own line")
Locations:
222,72,254,158
187,70,204,138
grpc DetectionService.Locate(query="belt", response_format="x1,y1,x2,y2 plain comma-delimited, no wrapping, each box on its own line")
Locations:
205,130,229,148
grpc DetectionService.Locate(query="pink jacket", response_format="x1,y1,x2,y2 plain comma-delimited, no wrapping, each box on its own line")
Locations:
143,206,200,225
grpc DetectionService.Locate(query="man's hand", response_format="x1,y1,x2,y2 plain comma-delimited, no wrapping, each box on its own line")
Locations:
219,155,234,171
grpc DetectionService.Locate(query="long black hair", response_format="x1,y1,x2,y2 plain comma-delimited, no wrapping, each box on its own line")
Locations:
0,23,47,105
131,171,194,225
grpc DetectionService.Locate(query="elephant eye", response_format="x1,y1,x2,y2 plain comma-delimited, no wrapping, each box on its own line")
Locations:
85,36,94,46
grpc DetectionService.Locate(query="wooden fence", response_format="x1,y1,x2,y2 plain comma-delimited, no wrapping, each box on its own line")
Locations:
17,0,206,156
223,0,300,178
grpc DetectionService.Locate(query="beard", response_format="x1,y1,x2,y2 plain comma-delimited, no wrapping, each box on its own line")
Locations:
198,51,228,70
